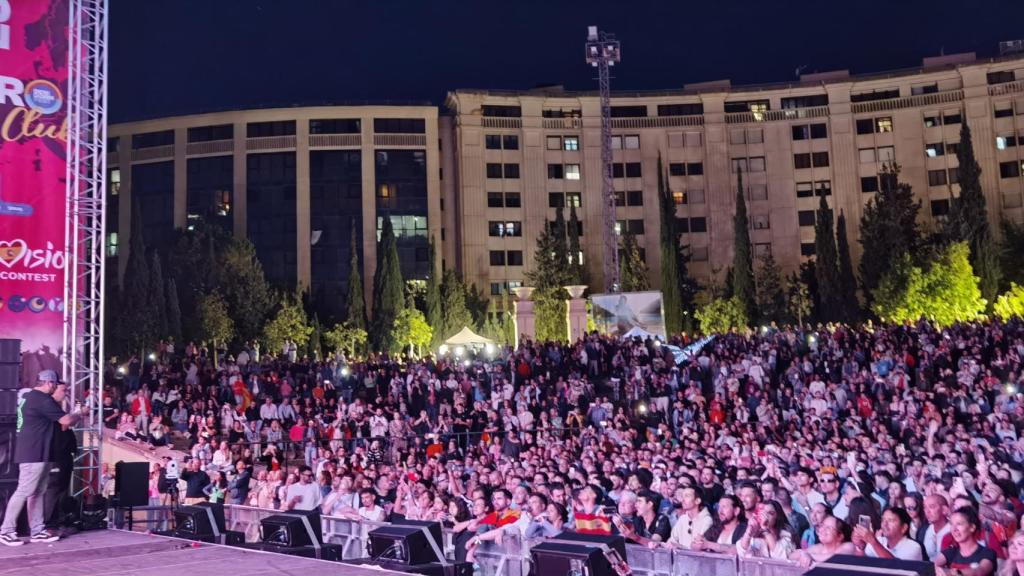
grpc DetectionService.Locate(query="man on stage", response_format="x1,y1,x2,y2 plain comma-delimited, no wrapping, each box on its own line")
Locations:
1,370,81,546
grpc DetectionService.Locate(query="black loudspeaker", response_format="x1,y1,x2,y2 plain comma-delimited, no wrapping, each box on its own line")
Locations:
158,502,243,545
0,340,20,395
238,541,344,561
346,558,473,576
77,494,108,531
0,340,19,364
114,461,149,507
0,365,18,391
530,531,628,576
368,520,445,564
820,554,935,576
259,509,323,547
0,419,17,481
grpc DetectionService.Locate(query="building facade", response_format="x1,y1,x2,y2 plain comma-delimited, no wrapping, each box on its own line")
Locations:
108,53,1024,315
107,106,442,320
445,53,1024,297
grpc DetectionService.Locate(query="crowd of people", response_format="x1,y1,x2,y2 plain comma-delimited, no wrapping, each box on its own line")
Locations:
98,319,1024,575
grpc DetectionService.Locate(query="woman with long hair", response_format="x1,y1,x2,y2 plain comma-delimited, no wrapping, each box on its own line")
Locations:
998,530,1024,576
738,500,795,560
935,507,996,576
790,516,858,568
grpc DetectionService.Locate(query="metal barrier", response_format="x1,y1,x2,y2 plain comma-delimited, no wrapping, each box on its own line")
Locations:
626,544,675,576
671,548,739,576
738,557,806,576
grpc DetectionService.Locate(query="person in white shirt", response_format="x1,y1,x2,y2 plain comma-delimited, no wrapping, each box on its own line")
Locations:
259,397,279,422
278,401,296,422
854,507,924,560
284,466,322,511
667,485,714,549
921,494,951,561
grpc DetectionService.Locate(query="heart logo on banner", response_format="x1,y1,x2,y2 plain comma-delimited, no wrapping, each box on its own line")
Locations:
0,239,28,268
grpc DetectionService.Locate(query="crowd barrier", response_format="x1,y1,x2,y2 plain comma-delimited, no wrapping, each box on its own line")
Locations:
117,504,810,576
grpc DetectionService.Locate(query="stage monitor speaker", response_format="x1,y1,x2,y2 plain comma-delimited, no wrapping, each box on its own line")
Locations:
368,520,444,565
346,558,473,576
819,554,935,576
237,541,343,561
0,340,19,364
114,461,149,507
530,531,628,576
175,502,226,537
259,509,323,547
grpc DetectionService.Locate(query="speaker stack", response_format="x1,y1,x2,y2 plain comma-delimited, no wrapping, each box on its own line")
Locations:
155,502,244,545
0,339,27,534
236,509,344,561
531,531,630,576
345,520,472,576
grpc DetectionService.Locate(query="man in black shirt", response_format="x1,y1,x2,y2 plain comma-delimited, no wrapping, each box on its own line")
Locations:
44,381,77,530
179,459,211,505
1,370,80,546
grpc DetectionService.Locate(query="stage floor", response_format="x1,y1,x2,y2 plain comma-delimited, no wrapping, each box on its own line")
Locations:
0,529,409,576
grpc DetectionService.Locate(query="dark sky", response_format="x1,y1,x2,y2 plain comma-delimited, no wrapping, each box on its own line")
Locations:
109,0,1022,123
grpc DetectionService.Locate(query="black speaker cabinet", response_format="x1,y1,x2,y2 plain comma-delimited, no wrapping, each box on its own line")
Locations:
0,420,16,481
238,541,343,561
0,365,19,391
0,340,20,364
170,503,237,541
346,558,473,576
820,554,935,576
531,531,627,576
368,520,444,565
114,461,149,507
259,509,323,547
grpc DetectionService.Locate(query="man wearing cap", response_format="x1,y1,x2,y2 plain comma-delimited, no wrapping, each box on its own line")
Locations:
1,370,81,546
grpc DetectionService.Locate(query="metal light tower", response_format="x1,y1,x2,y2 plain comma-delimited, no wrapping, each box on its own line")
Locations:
586,25,621,292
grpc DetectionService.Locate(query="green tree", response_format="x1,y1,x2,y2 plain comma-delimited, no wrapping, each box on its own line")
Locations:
568,204,585,285
731,166,756,320
323,323,367,358
836,211,859,323
149,251,168,339
1002,220,1024,288
370,217,404,352
218,238,274,343
755,251,786,325
309,314,323,360
197,292,234,370
527,220,574,342
439,269,473,341
786,272,813,327
263,293,314,355
946,119,1001,304
118,200,153,356
425,236,442,344
994,283,1024,320
872,242,985,327
166,278,182,343
619,230,650,292
392,304,433,357
814,193,841,321
657,154,698,334
345,225,367,332
859,163,921,303
695,296,748,335
464,283,488,329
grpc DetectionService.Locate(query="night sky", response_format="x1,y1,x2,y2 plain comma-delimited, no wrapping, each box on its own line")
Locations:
110,0,1022,123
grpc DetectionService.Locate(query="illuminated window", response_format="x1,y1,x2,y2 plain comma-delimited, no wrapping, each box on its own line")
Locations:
565,164,581,180
563,137,579,151
106,233,119,257
673,191,685,205
925,143,944,157
377,183,393,198
750,103,768,122
875,117,893,133
109,169,121,196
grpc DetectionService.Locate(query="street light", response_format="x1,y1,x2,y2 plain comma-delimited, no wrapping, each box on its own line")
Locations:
148,353,157,361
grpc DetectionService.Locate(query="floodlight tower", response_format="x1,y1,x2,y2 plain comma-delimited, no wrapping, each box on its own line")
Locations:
586,25,621,293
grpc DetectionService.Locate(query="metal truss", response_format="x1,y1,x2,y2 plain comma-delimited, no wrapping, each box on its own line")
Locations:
64,0,108,498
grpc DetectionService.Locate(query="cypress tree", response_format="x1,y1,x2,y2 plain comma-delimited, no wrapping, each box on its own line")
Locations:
946,119,1001,304
814,193,841,321
425,236,442,342
731,166,755,321
345,224,367,331
658,154,684,335
527,221,573,341
166,278,182,343
836,211,859,323
119,200,152,356
619,230,650,292
568,204,585,285
439,269,473,340
859,163,920,304
755,251,786,325
149,251,168,340
370,217,404,352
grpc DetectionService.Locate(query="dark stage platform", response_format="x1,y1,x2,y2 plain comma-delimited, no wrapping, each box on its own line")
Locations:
0,529,409,576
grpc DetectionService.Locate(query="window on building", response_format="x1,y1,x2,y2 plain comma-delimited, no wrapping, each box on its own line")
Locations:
861,176,879,193
943,112,962,125
812,152,829,167
503,135,519,150
749,157,766,172
816,181,832,197
507,251,524,266
548,164,564,179
851,89,900,103
489,221,522,237
995,107,1014,118
503,164,520,179
625,163,642,177
482,105,522,117
542,108,581,118
688,189,705,204
485,135,502,150
792,125,811,141
565,164,581,180
673,190,686,205
997,135,1019,149
563,136,579,151
1000,161,1021,178
911,84,938,96
924,115,941,128
794,153,812,169
730,129,747,144
798,210,816,227
931,199,950,217
566,192,581,207
309,119,360,134
796,182,814,198
624,135,640,150
856,119,875,135
132,130,174,149
188,124,234,142
614,191,626,207
875,117,894,133
878,146,895,163
374,118,426,134
724,99,770,114
690,217,707,233
946,142,960,155
987,71,1016,85
109,169,121,196
488,192,504,208
781,94,829,109
810,123,828,138
546,136,562,150
948,167,960,184
751,214,770,230
687,162,704,175
489,251,506,266
732,158,748,173
610,105,647,117
486,163,503,178
505,193,521,207
748,129,764,144
925,143,945,157
928,169,948,187
669,163,686,176
859,148,877,163
677,218,690,234
627,190,644,206
106,232,119,257
657,103,704,116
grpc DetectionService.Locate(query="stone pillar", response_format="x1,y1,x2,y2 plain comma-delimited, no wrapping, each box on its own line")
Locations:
565,285,588,343
512,287,536,347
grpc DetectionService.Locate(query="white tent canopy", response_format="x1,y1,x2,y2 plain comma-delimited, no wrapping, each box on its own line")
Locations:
444,327,495,347
621,326,657,340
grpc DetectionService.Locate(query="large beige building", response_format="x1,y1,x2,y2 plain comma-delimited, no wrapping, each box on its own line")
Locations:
108,52,1024,317
445,52,1024,297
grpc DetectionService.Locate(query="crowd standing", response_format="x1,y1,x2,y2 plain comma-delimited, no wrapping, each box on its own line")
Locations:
98,320,1024,575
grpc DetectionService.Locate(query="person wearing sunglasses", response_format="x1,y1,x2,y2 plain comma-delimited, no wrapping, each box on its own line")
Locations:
284,465,322,511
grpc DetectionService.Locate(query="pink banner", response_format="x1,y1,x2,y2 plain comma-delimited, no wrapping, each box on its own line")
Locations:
0,0,70,385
